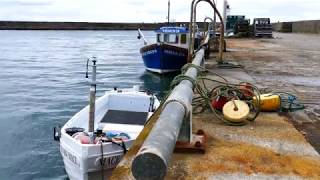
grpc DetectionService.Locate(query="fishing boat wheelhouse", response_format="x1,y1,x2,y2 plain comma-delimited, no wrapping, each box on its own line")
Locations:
140,26,189,74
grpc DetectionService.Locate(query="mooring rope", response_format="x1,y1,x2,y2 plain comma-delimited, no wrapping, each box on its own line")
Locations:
111,139,127,155
271,91,305,112
99,141,105,180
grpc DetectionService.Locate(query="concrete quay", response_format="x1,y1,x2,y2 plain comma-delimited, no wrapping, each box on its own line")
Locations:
111,33,320,179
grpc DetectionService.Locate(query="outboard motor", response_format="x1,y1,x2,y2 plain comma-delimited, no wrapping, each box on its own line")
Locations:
53,126,61,141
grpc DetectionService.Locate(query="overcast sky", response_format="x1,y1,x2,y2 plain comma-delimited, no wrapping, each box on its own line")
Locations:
0,0,319,23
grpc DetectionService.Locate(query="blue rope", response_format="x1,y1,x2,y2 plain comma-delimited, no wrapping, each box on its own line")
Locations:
275,92,305,112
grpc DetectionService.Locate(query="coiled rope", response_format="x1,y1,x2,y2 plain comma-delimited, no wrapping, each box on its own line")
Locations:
170,63,261,126
166,60,306,126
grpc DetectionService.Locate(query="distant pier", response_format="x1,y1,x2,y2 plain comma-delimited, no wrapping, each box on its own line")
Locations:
2,20,319,34
0,21,207,30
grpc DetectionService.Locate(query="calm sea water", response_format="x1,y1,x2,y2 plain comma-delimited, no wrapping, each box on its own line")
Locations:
0,30,178,179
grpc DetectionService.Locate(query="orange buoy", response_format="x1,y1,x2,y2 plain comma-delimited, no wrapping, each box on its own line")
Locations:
73,132,90,144
239,82,254,97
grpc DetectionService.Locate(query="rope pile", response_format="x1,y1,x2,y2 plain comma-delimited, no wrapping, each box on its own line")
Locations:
170,63,261,126
168,63,306,126
192,79,261,126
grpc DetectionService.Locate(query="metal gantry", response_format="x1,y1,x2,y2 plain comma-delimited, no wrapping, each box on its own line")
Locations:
188,0,225,63
204,16,215,37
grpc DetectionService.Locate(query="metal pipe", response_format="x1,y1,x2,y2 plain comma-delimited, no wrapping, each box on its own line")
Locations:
212,0,216,34
88,57,97,133
187,0,197,62
167,0,170,25
193,0,225,63
216,2,225,64
204,17,215,37
189,0,225,63
131,33,209,180
132,101,187,180
188,0,206,62
223,0,228,37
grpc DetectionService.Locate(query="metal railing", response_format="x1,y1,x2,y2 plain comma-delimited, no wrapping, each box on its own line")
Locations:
188,0,225,63
204,16,215,38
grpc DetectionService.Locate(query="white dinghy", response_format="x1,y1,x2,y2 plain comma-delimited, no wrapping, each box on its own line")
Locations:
54,57,160,180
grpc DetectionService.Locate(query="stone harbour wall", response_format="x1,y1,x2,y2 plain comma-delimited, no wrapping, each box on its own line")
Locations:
273,20,320,34
0,21,207,30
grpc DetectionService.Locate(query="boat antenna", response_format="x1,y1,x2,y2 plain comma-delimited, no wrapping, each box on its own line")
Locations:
167,0,170,25
87,57,97,138
85,58,89,78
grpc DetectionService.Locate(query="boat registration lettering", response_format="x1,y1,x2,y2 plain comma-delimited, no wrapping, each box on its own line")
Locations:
61,147,80,167
164,50,185,57
103,155,122,168
142,49,157,56
109,155,121,167
162,29,180,33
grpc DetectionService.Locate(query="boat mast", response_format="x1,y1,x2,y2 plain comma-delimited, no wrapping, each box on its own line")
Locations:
223,0,230,35
213,0,216,28
167,0,170,25
87,57,97,134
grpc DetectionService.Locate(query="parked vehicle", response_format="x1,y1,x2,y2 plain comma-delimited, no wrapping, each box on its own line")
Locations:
253,18,273,38
234,19,250,36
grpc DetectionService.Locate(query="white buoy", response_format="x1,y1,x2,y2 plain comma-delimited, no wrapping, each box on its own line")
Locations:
223,100,250,123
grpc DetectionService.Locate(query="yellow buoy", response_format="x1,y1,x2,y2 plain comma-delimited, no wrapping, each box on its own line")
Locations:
253,94,280,111
223,100,250,123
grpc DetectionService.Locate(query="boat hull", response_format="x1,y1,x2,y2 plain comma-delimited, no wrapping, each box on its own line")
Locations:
140,43,188,73
60,137,125,180
58,88,160,180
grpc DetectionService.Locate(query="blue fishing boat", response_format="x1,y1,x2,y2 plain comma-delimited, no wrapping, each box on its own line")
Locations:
137,0,192,74
139,26,189,73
